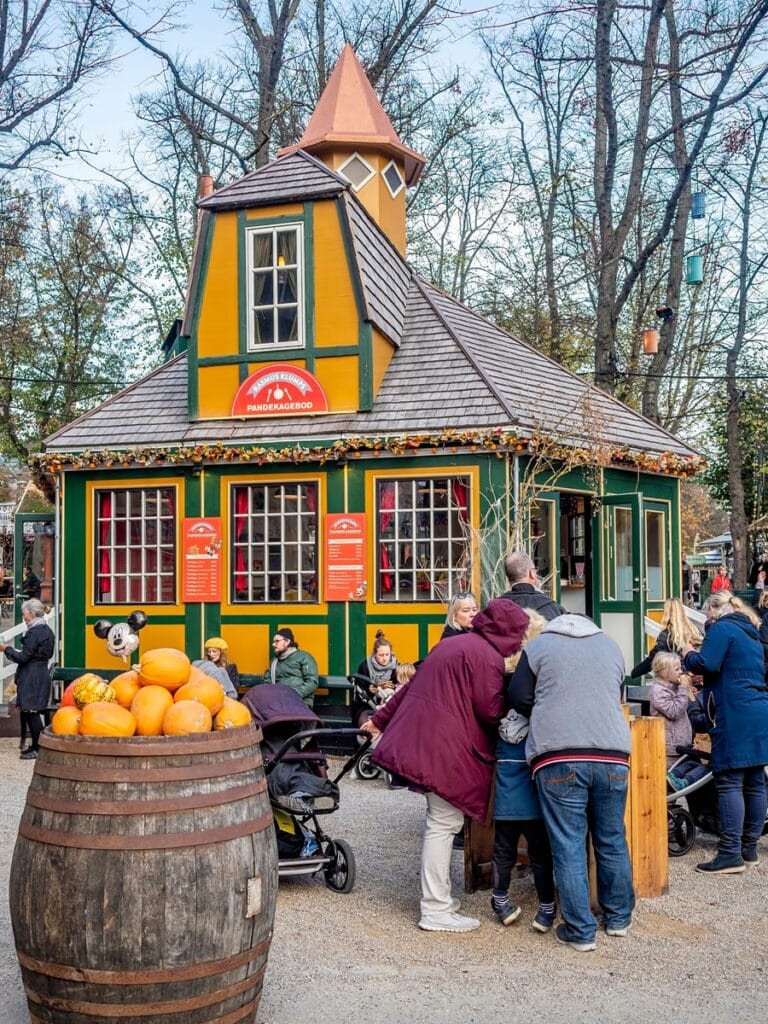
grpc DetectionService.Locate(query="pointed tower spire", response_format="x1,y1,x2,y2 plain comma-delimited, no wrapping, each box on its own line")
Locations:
279,44,426,186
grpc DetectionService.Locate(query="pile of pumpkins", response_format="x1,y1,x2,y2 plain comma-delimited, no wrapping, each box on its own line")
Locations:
50,648,253,738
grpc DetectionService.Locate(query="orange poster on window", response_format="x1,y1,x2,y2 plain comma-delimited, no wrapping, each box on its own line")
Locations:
182,518,222,603
325,514,367,602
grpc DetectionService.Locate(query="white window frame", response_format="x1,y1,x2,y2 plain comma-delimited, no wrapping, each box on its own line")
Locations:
375,476,471,602
231,481,319,604
381,159,405,198
94,486,177,605
246,223,305,351
338,152,376,192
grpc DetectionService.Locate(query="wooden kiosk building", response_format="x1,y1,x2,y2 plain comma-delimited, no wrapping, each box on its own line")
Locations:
36,46,701,680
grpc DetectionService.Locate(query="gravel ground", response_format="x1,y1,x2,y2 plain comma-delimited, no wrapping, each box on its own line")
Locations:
1,738,767,1023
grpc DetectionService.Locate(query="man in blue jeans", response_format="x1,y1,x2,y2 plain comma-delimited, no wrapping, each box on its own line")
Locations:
507,613,634,952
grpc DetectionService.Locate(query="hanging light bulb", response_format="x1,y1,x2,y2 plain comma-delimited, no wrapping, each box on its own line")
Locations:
643,328,659,355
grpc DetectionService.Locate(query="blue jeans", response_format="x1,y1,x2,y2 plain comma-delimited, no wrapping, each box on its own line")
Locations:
536,761,635,943
713,766,768,857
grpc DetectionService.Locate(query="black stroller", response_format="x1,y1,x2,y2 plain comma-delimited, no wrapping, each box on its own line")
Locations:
349,672,391,781
667,746,768,856
243,683,371,893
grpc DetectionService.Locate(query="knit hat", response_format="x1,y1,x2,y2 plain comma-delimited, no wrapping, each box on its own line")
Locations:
204,636,228,651
275,627,295,645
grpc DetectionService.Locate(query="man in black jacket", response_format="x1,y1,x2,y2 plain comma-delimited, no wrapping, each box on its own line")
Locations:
500,551,566,621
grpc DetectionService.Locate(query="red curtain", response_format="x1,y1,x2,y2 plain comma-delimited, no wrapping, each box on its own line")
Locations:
380,544,393,592
97,492,112,595
379,483,395,531
234,487,249,592
451,478,468,522
305,483,316,512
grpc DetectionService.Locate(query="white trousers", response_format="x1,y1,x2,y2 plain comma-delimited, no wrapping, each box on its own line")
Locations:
420,792,464,918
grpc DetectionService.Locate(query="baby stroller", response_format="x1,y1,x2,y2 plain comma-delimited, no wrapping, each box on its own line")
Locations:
348,672,389,781
243,683,370,893
666,746,768,856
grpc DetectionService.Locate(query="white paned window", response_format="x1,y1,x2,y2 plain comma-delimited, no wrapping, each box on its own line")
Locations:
232,482,318,603
338,152,375,191
95,487,176,604
381,160,405,198
376,477,471,602
247,224,304,349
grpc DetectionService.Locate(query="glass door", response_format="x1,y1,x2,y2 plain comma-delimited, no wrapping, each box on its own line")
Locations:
596,493,645,673
14,513,56,624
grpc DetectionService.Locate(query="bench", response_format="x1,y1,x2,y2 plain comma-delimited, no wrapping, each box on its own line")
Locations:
623,684,652,716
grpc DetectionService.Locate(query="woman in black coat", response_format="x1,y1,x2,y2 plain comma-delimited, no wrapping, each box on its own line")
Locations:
0,599,54,760
440,592,479,640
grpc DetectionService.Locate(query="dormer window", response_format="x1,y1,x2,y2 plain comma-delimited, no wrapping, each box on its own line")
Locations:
247,224,304,349
338,152,375,192
381,160,405,198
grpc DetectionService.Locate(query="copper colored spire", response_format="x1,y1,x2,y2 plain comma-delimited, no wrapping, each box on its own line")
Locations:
278,44,426,186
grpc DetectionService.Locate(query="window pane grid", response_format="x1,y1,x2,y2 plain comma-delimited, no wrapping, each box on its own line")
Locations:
95,487,176,604
232,482,317,603
247,225,303,350
377,477,470,602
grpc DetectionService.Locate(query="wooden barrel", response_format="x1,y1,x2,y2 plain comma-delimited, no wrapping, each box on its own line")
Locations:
10,722,277,1024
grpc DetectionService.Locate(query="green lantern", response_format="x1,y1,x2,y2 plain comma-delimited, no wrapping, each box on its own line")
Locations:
686,255,704,284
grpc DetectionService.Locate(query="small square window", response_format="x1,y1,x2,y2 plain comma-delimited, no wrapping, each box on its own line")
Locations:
381,160,405,198
339,153,375,191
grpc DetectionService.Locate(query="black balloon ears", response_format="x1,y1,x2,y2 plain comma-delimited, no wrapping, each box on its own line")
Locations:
126,610,148,633
93,619,114,639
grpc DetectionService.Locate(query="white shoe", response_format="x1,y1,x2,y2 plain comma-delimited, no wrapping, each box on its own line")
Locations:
449,897,461,913
419,911,480,933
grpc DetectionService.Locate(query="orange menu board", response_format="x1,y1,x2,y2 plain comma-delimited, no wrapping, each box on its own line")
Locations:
324,513,367,602
182,517,222,603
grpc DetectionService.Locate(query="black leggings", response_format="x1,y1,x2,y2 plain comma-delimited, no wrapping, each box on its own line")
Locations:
492,818,556,904
20,710,43,751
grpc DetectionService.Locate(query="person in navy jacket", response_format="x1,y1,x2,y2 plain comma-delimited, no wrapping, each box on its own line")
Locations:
682,591,768,874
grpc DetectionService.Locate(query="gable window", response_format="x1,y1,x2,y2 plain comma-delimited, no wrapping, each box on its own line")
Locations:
381,160,405,198
231,482,318,603
338,152,375,191
376,476,471,602
95,487,176,604
247,224,303,349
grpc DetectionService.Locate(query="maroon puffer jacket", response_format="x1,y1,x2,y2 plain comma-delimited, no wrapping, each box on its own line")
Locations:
371,598,530,821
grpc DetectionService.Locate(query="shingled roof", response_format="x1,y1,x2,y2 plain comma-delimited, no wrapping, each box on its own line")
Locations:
197,150,348,212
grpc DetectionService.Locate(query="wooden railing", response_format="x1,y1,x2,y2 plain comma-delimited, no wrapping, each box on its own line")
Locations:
0,610,56,703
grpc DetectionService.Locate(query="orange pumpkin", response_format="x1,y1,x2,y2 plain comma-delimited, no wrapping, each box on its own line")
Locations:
174,676,225,716
162,700,212,736
73,674,116,708
138,649,191,692
79,702,137,737
111,670,142,709
60,681,78,708
131,685,174,736
51,706,81,735
186,665,212,686
214,697,252,730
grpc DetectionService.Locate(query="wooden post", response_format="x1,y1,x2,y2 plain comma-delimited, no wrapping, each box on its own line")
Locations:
626,715,668,897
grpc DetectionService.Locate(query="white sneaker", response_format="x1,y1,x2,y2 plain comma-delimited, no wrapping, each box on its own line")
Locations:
419,911,480,933
449,897,461,913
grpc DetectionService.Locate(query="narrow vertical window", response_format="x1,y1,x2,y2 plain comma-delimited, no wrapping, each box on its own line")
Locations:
247,224,303,349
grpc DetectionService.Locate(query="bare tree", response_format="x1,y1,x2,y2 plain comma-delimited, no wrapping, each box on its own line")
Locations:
0,0,114,170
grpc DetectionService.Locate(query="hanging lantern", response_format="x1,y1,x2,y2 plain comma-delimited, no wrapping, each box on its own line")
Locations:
691,192,706,219
643,328,659,355
686,255,704,284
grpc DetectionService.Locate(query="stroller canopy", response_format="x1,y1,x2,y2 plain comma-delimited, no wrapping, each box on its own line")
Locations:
243,683,322,732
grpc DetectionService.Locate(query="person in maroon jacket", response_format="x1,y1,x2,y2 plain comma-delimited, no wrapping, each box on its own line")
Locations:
361,598,529,933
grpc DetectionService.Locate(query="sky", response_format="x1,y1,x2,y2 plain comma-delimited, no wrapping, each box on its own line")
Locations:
61,1,489,185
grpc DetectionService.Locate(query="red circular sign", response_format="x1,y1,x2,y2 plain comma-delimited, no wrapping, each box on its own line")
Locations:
231,364,329,417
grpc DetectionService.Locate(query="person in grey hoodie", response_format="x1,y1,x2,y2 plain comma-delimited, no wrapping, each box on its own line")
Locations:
507,613,634,952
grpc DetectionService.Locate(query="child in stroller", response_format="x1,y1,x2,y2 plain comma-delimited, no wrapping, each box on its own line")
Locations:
242,683,370,892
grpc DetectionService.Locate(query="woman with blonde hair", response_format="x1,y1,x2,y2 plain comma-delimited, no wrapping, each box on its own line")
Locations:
681,590,768,873
441,592,478,640
631,596,702,678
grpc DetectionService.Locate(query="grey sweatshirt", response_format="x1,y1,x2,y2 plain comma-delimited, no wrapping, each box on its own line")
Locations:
507,614,631,770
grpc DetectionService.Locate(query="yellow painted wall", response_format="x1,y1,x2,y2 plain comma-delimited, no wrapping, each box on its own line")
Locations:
371,327,395,399
198,364,241,418
316,354,359,410
313,200,360,348
326,150,406,254
197,212,239,359
427,622,445,651
365,623,420,665
218,623,272,675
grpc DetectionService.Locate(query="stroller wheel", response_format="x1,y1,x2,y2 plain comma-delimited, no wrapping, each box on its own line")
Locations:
668,806,696,856
356,750,381,780
324,839,356,894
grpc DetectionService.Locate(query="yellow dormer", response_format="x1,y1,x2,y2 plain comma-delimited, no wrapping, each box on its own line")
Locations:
278,44,425,256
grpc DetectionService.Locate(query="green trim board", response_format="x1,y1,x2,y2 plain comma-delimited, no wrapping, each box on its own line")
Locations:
187,213,215,420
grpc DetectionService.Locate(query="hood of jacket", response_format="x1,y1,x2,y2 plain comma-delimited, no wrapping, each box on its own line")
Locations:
541,613,602,639
718,611,760,642
471,598,530,657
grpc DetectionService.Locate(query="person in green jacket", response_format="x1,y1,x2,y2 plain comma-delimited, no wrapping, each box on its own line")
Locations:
263,627,318,706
